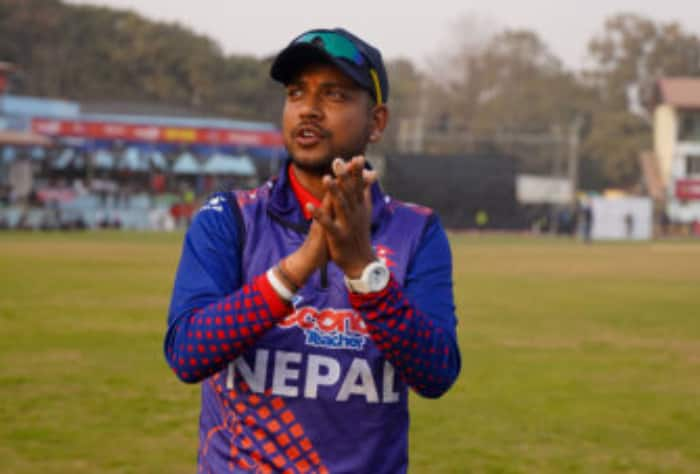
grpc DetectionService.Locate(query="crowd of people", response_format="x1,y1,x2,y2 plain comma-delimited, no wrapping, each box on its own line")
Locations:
0,172,201,231
0,147,262,231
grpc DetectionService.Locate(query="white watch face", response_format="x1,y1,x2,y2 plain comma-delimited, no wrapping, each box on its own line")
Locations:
366,262,390,292
345,261,390,293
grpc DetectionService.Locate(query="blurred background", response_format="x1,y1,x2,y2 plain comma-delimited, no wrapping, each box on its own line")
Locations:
1,0,700,239
1,2,699,473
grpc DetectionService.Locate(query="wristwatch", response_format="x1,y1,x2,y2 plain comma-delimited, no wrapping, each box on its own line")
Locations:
344,260,390,294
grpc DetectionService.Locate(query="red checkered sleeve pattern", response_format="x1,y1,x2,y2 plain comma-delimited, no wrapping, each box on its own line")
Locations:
348,275,458,398
166,274,293,383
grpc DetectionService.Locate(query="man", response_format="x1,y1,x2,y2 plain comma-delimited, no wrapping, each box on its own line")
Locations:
165,28,460,474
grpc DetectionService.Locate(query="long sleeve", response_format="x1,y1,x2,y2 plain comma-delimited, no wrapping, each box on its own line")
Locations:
349,216,460,398
164,194,293,383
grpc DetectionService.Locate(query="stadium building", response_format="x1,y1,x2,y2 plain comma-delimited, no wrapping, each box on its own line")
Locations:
0,75,285,229
652,77,700,224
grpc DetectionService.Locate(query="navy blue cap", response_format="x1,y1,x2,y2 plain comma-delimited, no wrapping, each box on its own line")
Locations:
270,28,389,104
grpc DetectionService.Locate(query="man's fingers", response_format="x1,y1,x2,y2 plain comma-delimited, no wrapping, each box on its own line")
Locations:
304,209,329,265
362,170,377,207
332,157,359,204
340,156,364,204
363,182,375,213
362,169,378,185
320,189,333,213
332,158,349,185
349,156,364,178
332,157,346,177
307,202,338,236
330,157,373,209
350,156,365,202
323,174,354,221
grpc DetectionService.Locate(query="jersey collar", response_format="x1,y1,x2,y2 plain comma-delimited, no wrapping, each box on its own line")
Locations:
287,164,320,221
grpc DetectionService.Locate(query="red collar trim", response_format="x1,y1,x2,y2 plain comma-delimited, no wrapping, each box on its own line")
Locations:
288,165,320,220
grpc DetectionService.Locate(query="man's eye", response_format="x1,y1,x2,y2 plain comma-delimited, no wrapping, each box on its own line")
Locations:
287,88,303,99
326,89,347,100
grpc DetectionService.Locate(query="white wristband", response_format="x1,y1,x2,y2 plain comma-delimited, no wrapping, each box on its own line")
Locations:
266,268,295,302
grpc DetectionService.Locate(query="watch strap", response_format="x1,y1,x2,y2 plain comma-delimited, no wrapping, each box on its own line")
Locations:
344,260,390,294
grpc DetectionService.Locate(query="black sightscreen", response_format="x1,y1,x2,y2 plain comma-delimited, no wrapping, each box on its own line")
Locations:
382,154,524,229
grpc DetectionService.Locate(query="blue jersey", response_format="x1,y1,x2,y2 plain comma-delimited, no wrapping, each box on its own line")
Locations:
165,160,461,473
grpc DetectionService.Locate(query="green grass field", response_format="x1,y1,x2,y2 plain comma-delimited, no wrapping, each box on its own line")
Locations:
1,231,699,473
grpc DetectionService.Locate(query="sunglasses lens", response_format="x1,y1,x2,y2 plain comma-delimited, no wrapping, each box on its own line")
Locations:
296,32,365,65
291,31,383,104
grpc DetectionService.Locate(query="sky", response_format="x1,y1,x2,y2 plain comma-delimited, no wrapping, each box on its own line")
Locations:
65,0,700,71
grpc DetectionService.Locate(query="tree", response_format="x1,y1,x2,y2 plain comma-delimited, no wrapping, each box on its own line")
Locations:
420,24,593,180
588,13,700,111
421,13,496,142
0,0,67,96
375,58,423,153
211,55,282,122
470,29,589,135
582,110,650,186
584,13,700,186
0,0,280,119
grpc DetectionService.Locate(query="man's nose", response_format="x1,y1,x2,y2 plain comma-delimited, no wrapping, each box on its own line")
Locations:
298,92,323,119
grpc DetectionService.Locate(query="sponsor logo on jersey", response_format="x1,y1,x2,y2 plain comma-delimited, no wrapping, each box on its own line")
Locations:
199,195,225,213
279,307,368,351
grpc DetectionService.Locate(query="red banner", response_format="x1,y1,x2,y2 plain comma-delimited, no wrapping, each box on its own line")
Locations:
31,118,283,147
675,179,700,200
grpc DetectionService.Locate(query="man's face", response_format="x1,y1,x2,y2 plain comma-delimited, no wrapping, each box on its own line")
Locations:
282,62,385,175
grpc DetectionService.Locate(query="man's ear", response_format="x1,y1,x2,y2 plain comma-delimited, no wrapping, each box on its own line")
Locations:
369,104,389,143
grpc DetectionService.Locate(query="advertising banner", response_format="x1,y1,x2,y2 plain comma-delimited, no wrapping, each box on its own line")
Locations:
31,118,283,147
675,179,700,200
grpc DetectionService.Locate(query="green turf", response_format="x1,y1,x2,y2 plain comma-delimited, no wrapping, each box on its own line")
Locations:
1,231,699,473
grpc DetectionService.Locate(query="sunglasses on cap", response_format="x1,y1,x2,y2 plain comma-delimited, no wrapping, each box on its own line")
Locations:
292,30,384,105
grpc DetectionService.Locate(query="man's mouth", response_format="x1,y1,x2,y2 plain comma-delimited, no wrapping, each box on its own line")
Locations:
294,124,328,147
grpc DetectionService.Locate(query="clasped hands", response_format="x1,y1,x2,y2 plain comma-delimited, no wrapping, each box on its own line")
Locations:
279,156,377,291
